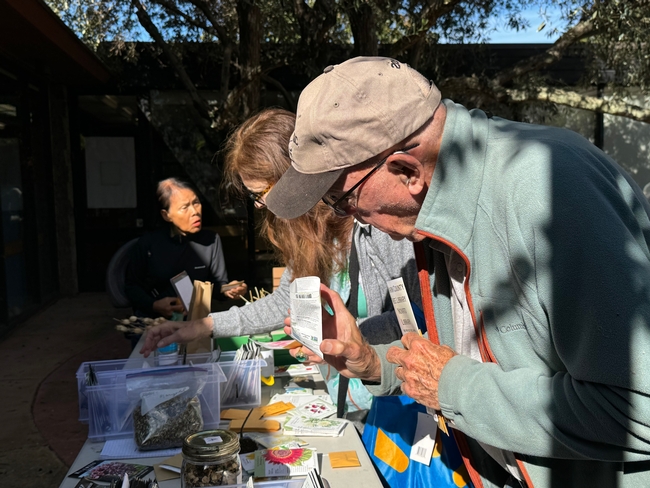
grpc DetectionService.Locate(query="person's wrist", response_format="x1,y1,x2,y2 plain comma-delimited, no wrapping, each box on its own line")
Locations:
348,341,381,381
203,316,215,338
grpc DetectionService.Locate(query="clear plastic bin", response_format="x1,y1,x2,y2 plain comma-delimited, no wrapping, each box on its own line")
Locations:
219,351,265,409
76,351,265,441
77,354,226,442
76,353,216,423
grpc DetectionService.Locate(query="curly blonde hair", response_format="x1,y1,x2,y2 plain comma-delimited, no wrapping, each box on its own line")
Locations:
222,108,353,283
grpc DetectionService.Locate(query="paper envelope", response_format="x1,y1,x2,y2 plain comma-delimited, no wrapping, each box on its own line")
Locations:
329,450,361,468
153,453,183,481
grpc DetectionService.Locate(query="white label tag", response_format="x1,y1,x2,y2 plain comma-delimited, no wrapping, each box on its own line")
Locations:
204,436,223,444
409,412,438,466
387,277,419,335
289,276,324,359
140,386,188,415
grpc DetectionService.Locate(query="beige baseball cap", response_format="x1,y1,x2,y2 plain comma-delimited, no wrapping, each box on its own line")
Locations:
266,56,441,219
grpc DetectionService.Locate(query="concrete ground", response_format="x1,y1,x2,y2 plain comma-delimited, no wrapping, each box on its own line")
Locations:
0,293,243,488
0,293,129,488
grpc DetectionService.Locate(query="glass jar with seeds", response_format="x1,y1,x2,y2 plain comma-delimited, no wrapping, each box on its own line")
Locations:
181,429,242,487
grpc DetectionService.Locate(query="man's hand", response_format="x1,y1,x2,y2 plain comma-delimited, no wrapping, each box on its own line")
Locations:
152,296,185,318
283,284,382,381
140,316,213,357
222,281,248,300
386,333,456,410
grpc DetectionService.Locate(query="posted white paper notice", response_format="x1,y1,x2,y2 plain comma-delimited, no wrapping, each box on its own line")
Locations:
289,277,324,359
387,277,419,335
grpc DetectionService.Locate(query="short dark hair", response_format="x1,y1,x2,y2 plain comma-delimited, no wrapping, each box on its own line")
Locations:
156,178,195,210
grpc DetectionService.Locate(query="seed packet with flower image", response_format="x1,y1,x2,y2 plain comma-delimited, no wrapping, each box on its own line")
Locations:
254,448,318,478
283,416,348,437
69,460,153,482
297,399,336,419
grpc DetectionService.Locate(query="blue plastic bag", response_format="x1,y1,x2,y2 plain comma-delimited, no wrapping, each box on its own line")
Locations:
362,395,472,488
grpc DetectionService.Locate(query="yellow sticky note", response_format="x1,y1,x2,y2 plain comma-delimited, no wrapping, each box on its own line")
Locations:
329,450,361,468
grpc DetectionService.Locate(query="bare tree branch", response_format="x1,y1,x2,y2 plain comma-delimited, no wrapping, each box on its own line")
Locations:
342,0,378,57
183,0,235,107
261,73,296,112
220,43,233,103
131,0,212,122
150,0,211,32
491,17,598,87
184,0,233,45
388,0,462,58
505,86,650,123
292,0,337,47
440,73,650,123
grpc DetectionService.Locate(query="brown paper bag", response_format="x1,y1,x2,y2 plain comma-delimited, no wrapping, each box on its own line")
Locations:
185,280,213,354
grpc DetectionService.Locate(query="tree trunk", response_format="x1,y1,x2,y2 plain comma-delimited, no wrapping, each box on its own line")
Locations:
348,2,378,57
237,0,261,119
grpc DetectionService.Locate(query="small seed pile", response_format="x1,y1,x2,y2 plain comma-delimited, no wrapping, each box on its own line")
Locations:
182,458,241,487
133,395,203,450
114,316,166,334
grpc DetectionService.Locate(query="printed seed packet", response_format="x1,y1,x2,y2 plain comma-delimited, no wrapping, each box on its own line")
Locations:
297,399,336,419
246,433,309,449
270,393,330,408
254,448,318,478
286,364,320,376
69,460,153,482
254,339,302,350
284,387,313,395
240,452,257,473
283,416,348,437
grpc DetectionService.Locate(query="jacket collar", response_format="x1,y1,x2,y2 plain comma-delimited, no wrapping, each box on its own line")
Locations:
415,100,490,253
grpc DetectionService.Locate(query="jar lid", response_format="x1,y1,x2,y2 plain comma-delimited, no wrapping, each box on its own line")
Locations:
183,430,240,462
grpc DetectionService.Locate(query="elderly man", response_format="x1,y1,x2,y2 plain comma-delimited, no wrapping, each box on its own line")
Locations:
266,57,650,487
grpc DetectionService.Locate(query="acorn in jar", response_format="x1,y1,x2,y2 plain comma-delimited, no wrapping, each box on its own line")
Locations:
181,429,242,488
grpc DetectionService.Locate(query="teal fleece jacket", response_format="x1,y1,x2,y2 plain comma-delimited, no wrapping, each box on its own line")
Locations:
369,100,650,487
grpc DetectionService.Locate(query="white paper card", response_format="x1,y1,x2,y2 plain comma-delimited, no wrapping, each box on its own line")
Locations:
289,276,324,359
170,271,193,312
387,277,419,335
409,412,438,466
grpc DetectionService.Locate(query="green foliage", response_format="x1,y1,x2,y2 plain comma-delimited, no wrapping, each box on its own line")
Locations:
44,0,650,126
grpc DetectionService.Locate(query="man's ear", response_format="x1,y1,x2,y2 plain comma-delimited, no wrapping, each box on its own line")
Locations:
387,154,425,195
161,209,172,222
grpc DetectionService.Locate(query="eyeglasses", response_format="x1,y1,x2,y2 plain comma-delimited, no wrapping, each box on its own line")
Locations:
248,184,272,207
322,143,419,217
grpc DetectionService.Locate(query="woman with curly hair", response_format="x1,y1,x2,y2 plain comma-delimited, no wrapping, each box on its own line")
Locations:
141,109,420,412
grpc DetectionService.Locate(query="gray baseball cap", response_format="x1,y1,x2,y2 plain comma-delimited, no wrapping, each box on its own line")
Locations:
266,56,441,219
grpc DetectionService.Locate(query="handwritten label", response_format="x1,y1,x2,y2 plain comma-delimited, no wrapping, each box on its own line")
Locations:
387,277,419,335
204,436,223,444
